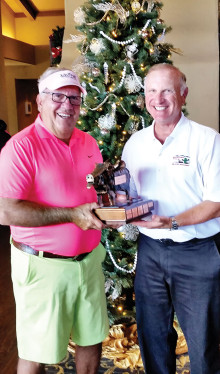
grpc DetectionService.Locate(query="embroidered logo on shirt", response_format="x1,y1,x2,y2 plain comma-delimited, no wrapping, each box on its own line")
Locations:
88,155,93,158
172,155,190,166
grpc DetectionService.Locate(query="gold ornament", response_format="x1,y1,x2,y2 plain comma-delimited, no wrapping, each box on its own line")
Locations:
131,1,141,13
112,30,118,38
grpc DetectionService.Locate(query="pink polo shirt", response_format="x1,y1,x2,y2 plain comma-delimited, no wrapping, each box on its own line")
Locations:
0,114,102,256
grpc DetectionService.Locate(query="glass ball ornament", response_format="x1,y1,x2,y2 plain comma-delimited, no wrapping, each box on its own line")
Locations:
80,108,87,116
117,224,139,241
100,129,110,135
131,1,141,13
141,30,151,39
128,120,139,134
91,67,100,77
136,94,145,110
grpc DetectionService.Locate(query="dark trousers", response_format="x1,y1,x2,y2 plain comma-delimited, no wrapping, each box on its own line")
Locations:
135,233,220,374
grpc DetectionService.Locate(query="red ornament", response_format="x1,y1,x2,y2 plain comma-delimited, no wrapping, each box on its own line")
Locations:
51,47,62,58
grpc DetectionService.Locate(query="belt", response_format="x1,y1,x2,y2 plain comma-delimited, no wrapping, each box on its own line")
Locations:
12,239,90,261
153,236,218,246
155,238,200,245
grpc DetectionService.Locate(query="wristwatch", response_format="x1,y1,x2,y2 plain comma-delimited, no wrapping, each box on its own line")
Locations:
170,217,179,230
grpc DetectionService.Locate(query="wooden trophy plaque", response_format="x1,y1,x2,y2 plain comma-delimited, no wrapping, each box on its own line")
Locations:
94,199,154,225
86,160,154,224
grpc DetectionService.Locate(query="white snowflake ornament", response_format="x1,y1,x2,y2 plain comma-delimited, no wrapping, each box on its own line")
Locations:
124,74,142,93
98,114,116,134
74,7,86,25
90,38,105,55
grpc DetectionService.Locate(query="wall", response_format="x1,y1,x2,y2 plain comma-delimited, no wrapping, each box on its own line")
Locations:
15,16,65,46
62,0,219,132
162,0,219,131
2,7,65,134
3,36,35,64
5,46,50,135
61,0,82,69
1,0,16,38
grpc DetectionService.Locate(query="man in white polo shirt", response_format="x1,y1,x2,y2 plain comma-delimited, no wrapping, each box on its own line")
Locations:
122,63,220,374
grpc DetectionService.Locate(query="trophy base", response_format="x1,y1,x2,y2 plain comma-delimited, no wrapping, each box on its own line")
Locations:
95,199,154,224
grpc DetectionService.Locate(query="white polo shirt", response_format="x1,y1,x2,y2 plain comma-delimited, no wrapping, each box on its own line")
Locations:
122,113,220,241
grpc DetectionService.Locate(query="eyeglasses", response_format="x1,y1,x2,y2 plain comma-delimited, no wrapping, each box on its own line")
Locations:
43,92,82,106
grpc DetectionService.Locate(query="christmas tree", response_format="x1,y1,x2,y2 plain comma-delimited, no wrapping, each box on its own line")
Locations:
67,0,177,325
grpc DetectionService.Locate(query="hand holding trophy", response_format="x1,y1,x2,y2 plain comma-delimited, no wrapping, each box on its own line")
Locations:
86,160,154,224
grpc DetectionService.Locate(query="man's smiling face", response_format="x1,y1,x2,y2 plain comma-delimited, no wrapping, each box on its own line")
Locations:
144,69,186,127
37,85,81,144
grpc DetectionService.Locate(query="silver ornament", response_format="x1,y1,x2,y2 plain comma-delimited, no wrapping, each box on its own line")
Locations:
117,224,139,241
105,279,114,293
126,43,138,61
103,62,109,84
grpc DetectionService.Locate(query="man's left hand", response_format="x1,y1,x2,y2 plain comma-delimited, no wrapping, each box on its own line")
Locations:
131,214,171,229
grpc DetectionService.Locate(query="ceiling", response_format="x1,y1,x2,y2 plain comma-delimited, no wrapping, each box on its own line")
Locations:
3,0,64,19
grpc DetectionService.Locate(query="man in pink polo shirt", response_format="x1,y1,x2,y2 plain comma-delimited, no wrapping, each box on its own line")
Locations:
0,67,109,374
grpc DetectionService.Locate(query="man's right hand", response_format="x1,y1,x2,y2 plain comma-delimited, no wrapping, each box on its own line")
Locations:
71,202,104,231
0,197,104,230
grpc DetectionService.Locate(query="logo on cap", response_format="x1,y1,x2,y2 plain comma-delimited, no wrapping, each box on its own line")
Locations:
60,73,77,80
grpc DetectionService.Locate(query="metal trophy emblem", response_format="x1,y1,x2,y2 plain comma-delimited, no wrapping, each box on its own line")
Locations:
86,160,154,224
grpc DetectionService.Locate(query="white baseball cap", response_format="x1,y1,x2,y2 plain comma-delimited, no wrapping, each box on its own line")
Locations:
38,70,87,95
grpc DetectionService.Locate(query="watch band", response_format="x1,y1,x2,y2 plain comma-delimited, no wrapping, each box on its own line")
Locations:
170,216,179,230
